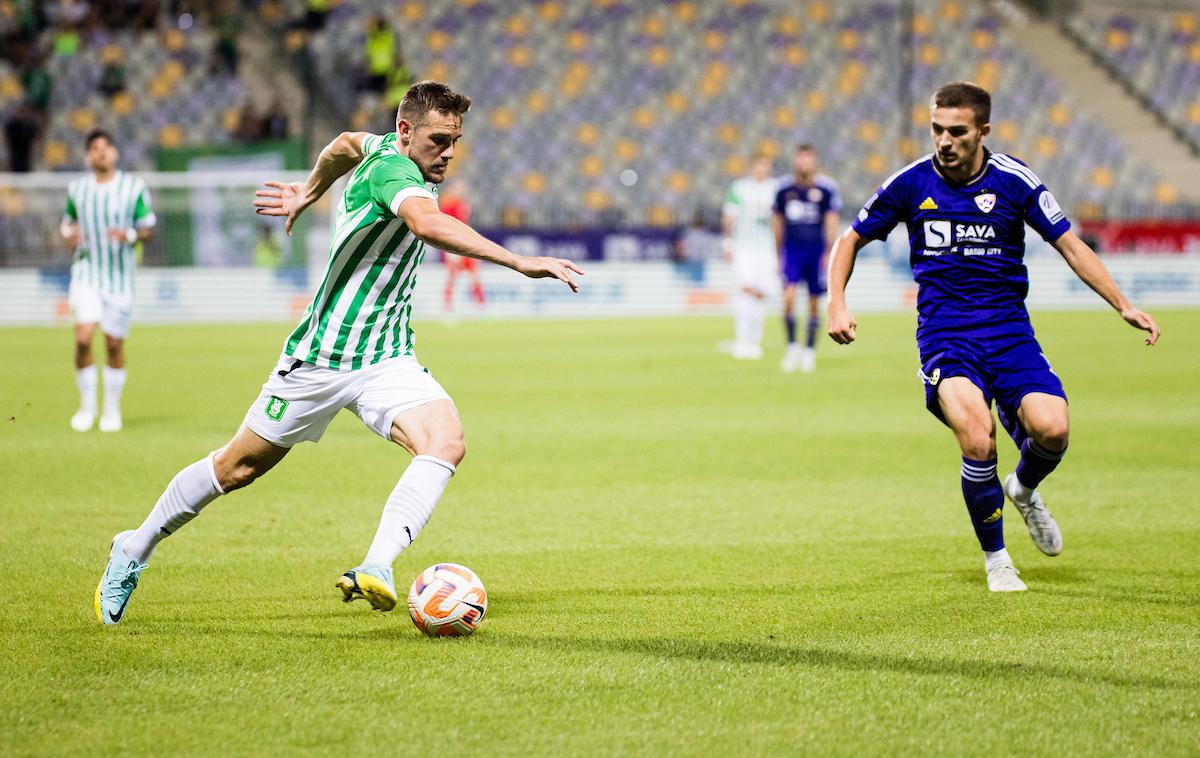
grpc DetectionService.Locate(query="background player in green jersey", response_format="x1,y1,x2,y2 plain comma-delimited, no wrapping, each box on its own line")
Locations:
61,129,156,433
94,81,583,625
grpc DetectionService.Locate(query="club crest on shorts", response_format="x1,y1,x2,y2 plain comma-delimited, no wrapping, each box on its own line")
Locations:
928,367,941,386
974,192,996,213
265,396,289,421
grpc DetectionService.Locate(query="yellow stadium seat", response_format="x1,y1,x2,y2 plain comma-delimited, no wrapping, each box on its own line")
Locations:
576,123,599,145
1175,13,1197,36
756,138,780,159
648,204,675,227
526,91,549,115
665,91,688,114
648,46,670,67
1035,135,1057,158
1105,28,1128,52
505,15,528,37
633,106,656,129
149,77,172,100
401,2,422,23
919,44,940,66
0,187,25,216
565,30,589,52
1189,43,1200,64
642,15,665,37
501,206,525,227
162,59,185,84
783,46,807,66
584,188,609,210
615,139,639,162
111,91,134,116
994,121,1019,142
774,106,795,128
857,121,881,142
521,172,546,194
162,28,185,53
703,30,724,52
716,122,738,144
1049,103,1071,126
537,2,561,23
581,155,604,178
1091,167,1115,189
284,29,308,53
427,30,450,52
43,140,69,169
723,154,747,176
348,109,371,131
940,1,962,22
838,30,860,52
806,91,827,113
0,74,21,101
159,125,184,149
673,2,697,23
971,30,993,51
898,137,921,161
69,107,96,132
425,61,451,82
1188,101,1200,124
809,2,830,23
1154,182,1179,204
666,172,691,194
864,153,888,175
509,46,531,67
490,107,514,130
776,16,802,37
912,15,932,36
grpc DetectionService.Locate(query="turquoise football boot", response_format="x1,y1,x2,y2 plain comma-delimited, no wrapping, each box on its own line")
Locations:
336,565,397,611
94,530,147,625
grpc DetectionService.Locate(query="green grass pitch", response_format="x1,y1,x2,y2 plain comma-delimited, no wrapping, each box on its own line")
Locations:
2,311,1198,756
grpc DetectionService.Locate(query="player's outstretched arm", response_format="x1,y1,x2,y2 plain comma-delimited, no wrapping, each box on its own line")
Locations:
826,227,869,344
254,131,373,235
399,196,584,291
1052,230,1161,345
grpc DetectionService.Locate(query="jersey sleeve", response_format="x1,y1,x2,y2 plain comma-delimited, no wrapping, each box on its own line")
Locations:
825,180,842,214
1024,184,1071,242
64,191,78,221
852,175,909,242
360,132,385,155
132,181,157,228
772,186,787,215
722,181,740,217
369,156,436,217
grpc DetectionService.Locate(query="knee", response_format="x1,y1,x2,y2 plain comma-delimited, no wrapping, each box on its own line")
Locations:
418,430,466,467
960,427,996,461
1034,421,1070,452
75,337,91,355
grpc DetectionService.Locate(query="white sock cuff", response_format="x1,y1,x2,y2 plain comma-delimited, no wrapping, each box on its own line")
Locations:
103,365,126,378
413,455,456,475
206,452,226,495
77,364,97,379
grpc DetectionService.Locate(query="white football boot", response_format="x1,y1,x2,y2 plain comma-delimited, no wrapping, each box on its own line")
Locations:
799,347,816,373
1003,473,1063,556
986,560,1027,592
780,344,802,373
70,408,95,432
99,410,122,433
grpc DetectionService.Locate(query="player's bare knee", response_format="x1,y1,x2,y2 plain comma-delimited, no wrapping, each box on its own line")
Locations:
427,431,465,466
1035,422,1070,452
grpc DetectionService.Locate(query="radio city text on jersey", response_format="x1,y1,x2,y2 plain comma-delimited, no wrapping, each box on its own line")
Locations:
851,150,1072,343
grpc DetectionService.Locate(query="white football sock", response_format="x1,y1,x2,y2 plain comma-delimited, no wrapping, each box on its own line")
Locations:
748,296,766,347
123,452,225,563
363,455,456,567
76,364,98,414
733,293,753,347
102,365,126,415
984,547,1012,572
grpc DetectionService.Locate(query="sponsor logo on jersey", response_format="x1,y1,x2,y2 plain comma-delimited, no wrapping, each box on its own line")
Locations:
807,187,823,202
923,220,997,250
974,192,996,213
265,396,289,421
919,196,939,210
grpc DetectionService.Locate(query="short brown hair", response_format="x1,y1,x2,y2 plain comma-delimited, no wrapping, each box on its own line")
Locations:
397,81,472,126
931,81,991,126
85,128,115,149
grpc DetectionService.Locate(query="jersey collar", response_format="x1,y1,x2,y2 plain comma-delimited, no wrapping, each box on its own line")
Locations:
931,148,991,187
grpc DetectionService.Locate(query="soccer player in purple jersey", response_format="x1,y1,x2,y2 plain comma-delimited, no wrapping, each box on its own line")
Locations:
773,144,841,373
825,82,1160,592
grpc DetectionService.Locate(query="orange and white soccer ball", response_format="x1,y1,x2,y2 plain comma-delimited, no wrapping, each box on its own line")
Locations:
407,563,488,637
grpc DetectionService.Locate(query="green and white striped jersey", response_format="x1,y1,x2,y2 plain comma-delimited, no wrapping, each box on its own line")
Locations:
722,176,778,253
285,132,438,370
63,171,155,297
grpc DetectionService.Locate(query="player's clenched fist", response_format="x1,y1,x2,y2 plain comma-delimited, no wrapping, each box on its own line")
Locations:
827,303,857,344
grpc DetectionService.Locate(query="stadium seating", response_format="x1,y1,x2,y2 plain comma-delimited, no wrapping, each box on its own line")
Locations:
0,0,1191,228
1066,7,1200,148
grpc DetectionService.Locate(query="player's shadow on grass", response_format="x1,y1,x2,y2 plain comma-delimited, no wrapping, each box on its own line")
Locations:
949,566,1200,607
483,634,1189,692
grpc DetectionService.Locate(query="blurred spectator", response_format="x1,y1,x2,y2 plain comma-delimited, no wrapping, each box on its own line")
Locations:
98,44,126,97
254,224,282,268
20,52,52,114
302,0,332,31
211,0,239,76
4,102,41,172
234,102,263,142
45,0,89,57
262,100,289,140
674,211,721,283
361,15,393,93
384,51,413,109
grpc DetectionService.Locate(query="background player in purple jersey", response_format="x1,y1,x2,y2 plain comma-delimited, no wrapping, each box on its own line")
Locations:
825,82,1160,593
773,144,841,373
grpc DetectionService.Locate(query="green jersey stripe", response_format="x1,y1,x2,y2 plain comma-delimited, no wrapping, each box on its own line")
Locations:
352,236,422,370
303,222,392,362
284,218,379,357
326,222,412,368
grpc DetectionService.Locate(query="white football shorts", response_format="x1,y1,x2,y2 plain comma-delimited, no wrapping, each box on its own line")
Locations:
732,246,780,295
68,278,133,338
243,352,452,448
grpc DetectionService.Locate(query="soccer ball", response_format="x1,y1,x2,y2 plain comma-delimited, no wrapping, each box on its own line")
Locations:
407,563,488,637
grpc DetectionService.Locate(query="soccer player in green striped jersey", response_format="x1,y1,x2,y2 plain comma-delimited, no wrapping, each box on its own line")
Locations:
94,81,583,625
62,129,156,433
